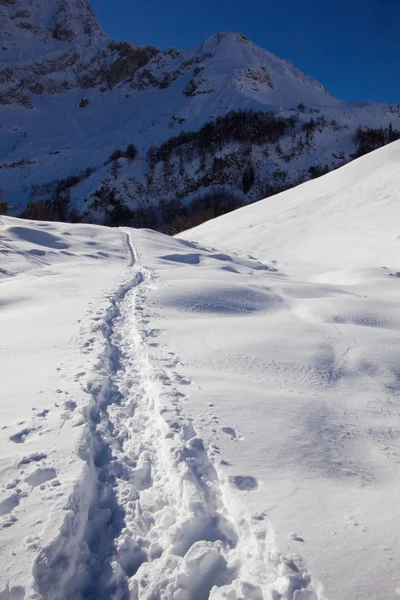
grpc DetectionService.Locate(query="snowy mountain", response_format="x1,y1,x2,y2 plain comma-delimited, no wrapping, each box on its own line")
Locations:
1,0,399,228
2,141,400,599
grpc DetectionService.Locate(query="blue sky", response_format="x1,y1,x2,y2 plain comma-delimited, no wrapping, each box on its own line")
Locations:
90,0,399,103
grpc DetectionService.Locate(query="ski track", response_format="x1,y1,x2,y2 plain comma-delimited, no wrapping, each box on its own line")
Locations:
31,229,319,600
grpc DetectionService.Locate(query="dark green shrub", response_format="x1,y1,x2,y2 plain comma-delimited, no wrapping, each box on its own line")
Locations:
125,144,138,160
146,109,300,166
108,149,123,162
308,164,330,179
352,125,400,158
242,163,255,194
20,200,55,221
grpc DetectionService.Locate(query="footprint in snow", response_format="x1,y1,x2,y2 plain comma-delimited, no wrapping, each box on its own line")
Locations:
229,475,258,491
175,375,191,385
0,514,18,529
289,532,305,542
25,467,57,489
64,399,77,412
35,408,49,418
4,478,20,490
18,452,47,466
221,426,242,441
147,328,162,338
253,512,266,521
0,492,20,517
9,427,38,444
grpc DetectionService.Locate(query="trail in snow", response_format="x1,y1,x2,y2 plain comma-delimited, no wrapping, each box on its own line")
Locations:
4,143,400,600
31,229,318,600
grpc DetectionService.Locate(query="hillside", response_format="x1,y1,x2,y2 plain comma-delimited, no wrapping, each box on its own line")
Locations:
181,139,400,267
1,139,400,599
1,0,399,228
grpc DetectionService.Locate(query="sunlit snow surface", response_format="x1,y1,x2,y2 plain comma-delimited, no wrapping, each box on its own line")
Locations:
1,142,400,598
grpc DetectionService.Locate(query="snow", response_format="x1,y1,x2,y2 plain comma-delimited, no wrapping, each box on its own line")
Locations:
184,139,400,268
2,141,400,598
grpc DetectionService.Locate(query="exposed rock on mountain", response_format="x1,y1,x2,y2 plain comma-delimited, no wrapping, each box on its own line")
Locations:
0,0,158,105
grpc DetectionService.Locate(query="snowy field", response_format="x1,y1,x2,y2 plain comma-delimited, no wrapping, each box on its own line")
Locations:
1,141,400,599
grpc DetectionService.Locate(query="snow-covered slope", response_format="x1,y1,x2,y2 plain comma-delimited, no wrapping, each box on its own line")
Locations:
2,143,400,599
1,1,399,223
184,139,400,268
175,141,400,598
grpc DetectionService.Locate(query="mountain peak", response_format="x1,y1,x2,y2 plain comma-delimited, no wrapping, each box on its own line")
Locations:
202,31,250,43
199,31,261,55
186,30,331,104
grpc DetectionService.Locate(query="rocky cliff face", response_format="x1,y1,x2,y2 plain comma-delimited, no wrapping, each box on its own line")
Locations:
1,2,399,229
0,0,158,106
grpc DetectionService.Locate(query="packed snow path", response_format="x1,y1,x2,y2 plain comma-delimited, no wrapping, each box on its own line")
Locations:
57,230,318,599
